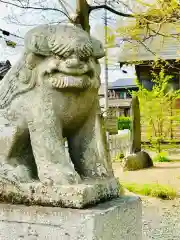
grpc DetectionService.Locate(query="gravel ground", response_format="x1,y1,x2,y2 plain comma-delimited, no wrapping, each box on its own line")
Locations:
113,160,180,239
142,197,180,240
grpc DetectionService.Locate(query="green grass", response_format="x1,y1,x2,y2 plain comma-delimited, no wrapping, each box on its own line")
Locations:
122,182,177,200
153,152,170,162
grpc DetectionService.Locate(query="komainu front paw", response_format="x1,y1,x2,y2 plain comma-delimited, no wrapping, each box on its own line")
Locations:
82,163,113,180
39,165,82,186
61,170,82,185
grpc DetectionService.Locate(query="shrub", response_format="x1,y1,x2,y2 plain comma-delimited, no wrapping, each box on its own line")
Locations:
117,117,131,130
153,152,170,162
112,152,124,162
122,182,176,200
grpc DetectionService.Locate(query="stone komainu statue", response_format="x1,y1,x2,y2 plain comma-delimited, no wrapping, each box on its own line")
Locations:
0,24,114,187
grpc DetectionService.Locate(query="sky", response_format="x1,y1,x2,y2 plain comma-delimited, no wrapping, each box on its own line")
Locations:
0,0,136,82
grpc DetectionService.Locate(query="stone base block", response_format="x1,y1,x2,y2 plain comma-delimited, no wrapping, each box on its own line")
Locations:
0,196,142,240
0,177,120,208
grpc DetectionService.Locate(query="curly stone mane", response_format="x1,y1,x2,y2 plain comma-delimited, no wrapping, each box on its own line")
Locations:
24,24,104,59
0,54,37,109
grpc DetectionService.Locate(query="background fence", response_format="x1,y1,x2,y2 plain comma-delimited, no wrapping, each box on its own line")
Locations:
106,107,180,160
141,109,180,142
64,107,180,161
109,131,130,160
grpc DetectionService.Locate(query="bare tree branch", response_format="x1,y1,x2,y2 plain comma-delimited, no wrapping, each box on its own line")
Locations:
108,0,134,14
57,0,70,17
0,0,70,19
137,40,156,56
89,4,134,18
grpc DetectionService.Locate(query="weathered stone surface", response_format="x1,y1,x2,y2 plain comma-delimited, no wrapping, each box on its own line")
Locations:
0,23,119,208
0,177,120,209
122,151,153,171
0,196,142,240
130,96,141,154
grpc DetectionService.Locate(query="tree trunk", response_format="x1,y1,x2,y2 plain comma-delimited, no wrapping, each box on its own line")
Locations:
75,0,90,33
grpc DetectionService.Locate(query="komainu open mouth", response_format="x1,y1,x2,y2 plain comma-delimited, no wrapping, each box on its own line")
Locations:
45,63,95,89
49,72,91,89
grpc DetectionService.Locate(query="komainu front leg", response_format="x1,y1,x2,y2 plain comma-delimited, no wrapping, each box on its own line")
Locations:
68,105,114,180
28,100,81,185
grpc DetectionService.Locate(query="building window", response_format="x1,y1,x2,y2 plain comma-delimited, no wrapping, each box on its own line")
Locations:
119,92,125,99
126,92,132,98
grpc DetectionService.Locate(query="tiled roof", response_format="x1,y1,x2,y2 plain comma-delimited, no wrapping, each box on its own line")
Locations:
109,78,137,89
0,60,11,78
117,23,180,62
99,78,137,95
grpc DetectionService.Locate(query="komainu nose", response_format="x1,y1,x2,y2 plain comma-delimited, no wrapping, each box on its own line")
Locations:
66,58,80,68
46,59,60,73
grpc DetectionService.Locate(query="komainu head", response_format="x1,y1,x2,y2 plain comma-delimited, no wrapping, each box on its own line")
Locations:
0,24,105,108
24,24,105,89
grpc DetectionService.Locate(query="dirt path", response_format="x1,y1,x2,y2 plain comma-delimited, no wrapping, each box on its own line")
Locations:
113,162,180,195
112,162,180,239
142,197,180,240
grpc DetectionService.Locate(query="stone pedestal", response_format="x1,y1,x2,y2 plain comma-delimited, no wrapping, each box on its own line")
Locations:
0,196,142,240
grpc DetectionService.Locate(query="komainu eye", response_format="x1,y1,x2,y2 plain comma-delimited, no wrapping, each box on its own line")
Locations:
80,56,89,62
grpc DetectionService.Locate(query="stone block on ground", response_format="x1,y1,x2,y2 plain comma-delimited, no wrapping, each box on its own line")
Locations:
0,195,142,240
122,151,153,171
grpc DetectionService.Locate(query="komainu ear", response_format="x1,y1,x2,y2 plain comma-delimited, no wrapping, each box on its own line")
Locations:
90,37,105,59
